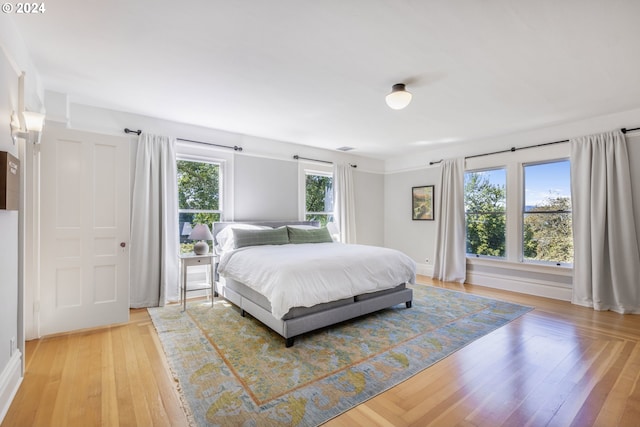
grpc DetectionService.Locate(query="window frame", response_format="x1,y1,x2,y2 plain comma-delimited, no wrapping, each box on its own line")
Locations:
464,167,507,260
298,161,334,225
176,157,223,216
521,158,573,267
464,142,572,273
175,140,233,254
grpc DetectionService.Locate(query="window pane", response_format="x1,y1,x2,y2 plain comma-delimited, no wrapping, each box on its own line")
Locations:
524,161,571,211
177,159,221,254
464,169,506,257
305,174,333,213
177,160,220,211
523,160,572,264
523,213,572,263
305,213,333,227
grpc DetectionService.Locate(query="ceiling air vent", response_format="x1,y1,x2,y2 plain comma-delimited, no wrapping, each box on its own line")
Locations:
336,146,355,152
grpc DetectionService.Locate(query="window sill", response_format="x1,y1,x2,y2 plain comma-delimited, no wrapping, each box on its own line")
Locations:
466,256,573,277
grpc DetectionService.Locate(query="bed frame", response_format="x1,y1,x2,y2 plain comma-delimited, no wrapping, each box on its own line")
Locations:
213,221,413,347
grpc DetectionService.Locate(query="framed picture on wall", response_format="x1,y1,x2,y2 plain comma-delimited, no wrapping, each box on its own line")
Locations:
412,185,434,220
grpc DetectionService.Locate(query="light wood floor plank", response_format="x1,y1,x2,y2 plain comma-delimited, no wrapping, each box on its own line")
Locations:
101,327,120,427
4,276,640,427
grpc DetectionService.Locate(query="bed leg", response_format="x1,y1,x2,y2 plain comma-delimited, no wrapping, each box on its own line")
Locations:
241,309,246,317
406,300,412,308
285,337,295,348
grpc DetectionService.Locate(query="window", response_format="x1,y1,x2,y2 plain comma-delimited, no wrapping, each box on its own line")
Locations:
177,159,222,254
464,168,507,257
523,160,572,265
305,171,333,226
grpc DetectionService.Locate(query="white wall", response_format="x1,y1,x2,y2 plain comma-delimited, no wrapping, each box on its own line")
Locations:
234,155,298,221
384,109,640,299
384,166,440,276
385,107,640,173
0,13,43,422
62,102,387,244
353,170,384,247
0,42,21,423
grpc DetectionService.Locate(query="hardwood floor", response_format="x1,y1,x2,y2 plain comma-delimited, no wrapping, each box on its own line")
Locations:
4,276,640,426
2,309,188,427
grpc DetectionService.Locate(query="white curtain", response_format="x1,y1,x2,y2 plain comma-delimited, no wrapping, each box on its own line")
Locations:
571,130,640,313
333,162,357,243
130,133,179,308
432,158,466,283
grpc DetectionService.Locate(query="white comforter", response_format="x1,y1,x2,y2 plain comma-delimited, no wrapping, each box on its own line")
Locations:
217,242,416,319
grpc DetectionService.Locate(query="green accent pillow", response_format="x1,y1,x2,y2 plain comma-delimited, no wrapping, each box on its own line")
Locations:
287,226,333,244
233,227,289,249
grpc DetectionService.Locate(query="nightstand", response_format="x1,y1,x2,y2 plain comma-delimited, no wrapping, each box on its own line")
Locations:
178,253,217,311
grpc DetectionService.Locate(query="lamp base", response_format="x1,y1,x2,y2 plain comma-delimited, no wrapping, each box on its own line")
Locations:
193,240,209,255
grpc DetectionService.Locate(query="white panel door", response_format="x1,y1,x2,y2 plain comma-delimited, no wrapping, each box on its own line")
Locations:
40,128,130,335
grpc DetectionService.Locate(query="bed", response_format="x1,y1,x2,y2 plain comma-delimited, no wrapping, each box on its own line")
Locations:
213,221,416,347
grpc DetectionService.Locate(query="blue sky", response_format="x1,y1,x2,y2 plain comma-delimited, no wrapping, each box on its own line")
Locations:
468,160,571,207
524,160,571,206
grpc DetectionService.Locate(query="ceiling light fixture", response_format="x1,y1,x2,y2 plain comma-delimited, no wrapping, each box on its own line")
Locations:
385,83,412,110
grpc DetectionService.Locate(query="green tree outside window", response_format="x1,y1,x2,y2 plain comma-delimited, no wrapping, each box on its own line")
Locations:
305,173,333,226
523,160,573,264
464,170,506,257
177,160,221,254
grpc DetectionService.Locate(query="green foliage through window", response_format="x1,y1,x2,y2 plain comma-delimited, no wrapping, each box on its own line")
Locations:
305,172,333,226
523,161,573,264
464,170,506,257
177,160,221,254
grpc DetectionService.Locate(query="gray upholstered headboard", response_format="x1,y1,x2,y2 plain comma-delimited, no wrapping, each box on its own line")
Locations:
212,220,320,247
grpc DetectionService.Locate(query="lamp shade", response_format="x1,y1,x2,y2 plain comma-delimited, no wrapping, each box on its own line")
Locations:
385,83,412,110
188,224,213,241
181,222,193,236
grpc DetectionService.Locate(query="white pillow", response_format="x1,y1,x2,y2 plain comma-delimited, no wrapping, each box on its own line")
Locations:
216,224,271,253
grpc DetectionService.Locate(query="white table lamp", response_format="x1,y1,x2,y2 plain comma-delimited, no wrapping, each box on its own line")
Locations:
189,224,213,255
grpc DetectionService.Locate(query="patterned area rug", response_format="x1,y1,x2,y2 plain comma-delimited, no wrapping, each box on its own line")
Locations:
148,284,532,426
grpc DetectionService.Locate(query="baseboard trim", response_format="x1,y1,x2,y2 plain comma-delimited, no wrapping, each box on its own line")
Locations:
466,270,572,301
0,350,23,424
416,263,433,278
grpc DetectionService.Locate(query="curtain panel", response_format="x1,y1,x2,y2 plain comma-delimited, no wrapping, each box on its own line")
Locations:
333,162,357,243
432,158,466,283
571,130,640,313
130,133,179,308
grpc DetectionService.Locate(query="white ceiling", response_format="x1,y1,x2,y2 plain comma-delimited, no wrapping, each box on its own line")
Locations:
13,0,640,159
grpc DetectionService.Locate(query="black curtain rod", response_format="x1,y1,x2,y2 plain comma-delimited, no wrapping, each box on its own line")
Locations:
429,126,640,166
621,126,640,134
293,155,357,168
176,138,243,151
124,128,243,151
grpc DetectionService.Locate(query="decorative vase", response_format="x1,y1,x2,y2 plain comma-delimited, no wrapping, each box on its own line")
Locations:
193,240,209,255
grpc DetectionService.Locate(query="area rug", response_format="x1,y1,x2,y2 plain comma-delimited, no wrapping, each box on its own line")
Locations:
148,284,532,426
